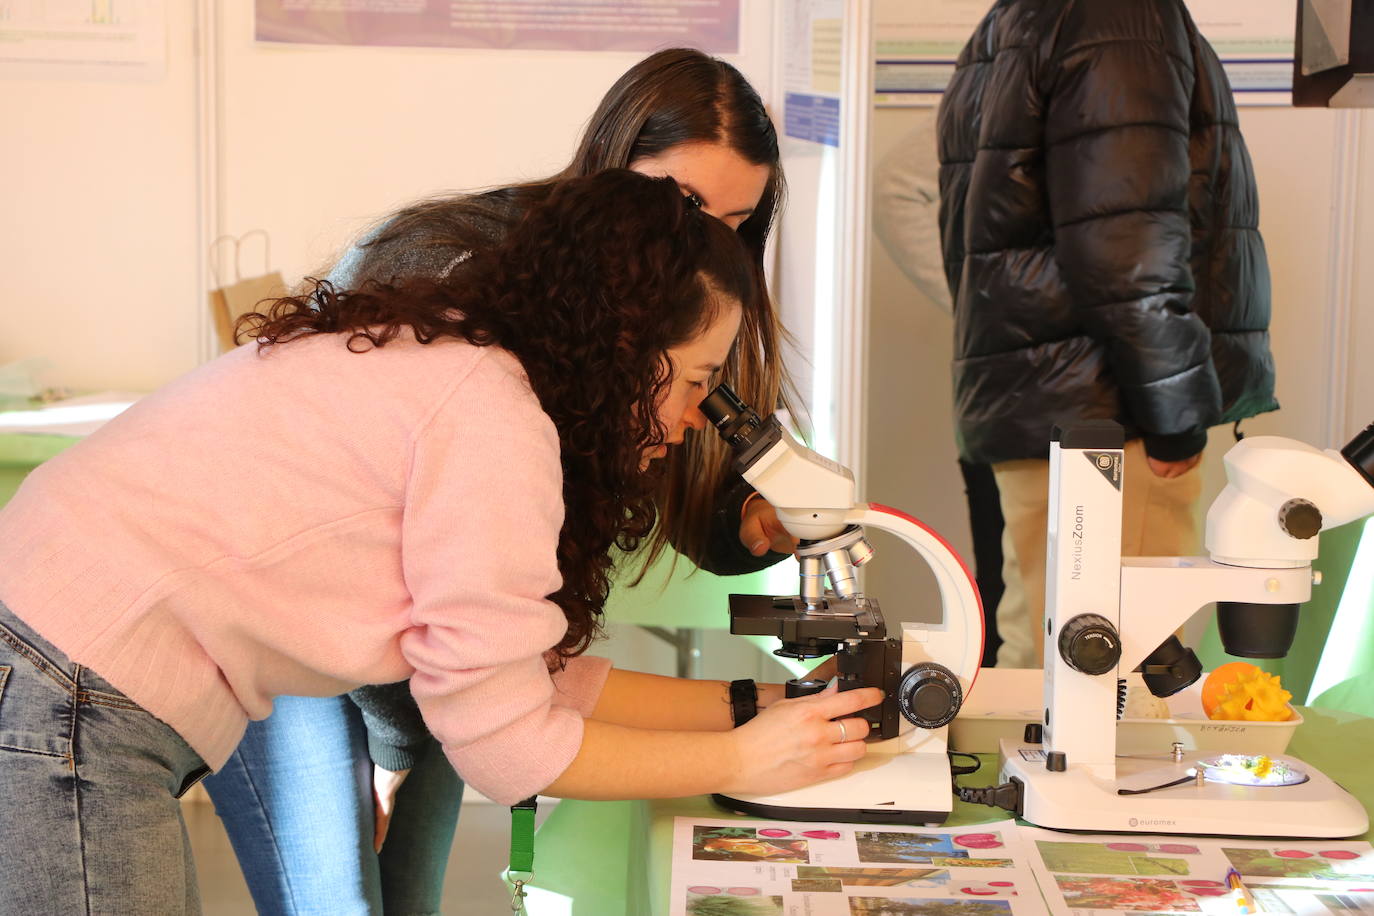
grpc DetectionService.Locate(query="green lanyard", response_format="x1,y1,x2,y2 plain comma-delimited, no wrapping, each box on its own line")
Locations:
508,796,537,913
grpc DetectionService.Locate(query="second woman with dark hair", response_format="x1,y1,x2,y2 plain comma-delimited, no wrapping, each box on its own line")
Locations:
0,171,879,914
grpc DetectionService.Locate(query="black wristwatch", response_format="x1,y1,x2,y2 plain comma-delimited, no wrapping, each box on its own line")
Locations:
729,678,758,726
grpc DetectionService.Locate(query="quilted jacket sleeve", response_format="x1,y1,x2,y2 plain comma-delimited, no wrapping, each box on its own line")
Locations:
1044,0,1222,460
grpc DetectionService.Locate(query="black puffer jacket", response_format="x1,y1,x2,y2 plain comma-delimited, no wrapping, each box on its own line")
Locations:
937,0,1277,465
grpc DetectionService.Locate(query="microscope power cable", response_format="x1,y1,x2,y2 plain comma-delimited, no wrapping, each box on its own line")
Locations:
1116,773,1197,795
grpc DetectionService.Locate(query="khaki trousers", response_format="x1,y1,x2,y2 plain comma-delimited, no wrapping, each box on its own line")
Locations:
992,438,1202,668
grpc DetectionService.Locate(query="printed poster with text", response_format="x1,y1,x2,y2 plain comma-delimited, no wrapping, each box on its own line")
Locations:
670,816,1048,916
1021,825,1374,915
256,0,739,53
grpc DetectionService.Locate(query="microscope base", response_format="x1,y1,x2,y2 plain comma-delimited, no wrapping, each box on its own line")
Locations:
713,750,954,826
1000,740,1370,838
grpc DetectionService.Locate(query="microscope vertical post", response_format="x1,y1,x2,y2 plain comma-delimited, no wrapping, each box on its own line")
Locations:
1044,423,1125,777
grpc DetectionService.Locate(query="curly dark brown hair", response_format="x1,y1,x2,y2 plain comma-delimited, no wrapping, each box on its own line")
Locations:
239,170,757,659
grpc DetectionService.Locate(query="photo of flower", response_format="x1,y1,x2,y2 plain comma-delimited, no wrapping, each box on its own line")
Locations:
691,826,809,864
1055,876,1200,911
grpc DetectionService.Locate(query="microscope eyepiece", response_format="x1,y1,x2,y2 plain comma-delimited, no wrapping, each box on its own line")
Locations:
702,383,784,472
700,383,746,425
1342,420,1374,490
701,384,761,445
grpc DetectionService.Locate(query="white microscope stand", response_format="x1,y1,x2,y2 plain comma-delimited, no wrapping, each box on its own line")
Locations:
714,503,984,826
999,427,1371,837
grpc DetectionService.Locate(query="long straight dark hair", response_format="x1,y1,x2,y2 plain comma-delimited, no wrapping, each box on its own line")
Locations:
336,48,797,572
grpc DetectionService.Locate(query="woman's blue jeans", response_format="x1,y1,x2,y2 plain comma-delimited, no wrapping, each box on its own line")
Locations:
0,600,210,915
203,695,464,916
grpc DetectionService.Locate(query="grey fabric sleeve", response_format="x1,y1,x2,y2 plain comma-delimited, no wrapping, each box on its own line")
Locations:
347,682,433,772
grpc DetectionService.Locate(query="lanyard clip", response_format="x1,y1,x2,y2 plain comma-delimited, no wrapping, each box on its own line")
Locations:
509,877,530,914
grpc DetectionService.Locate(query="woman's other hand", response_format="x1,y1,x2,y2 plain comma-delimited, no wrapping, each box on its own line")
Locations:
726,685,882,796
1146,452,1203,479
740,495,798,556
372,765,410,852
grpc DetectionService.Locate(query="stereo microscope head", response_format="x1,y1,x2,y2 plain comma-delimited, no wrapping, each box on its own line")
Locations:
1208,421,1374,658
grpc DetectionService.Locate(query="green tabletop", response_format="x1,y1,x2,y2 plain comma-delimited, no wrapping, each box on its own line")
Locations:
526,706,1374,915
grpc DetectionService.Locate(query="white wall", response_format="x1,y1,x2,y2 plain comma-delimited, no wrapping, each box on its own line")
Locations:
211,1,778,292
0,2,201,392
1,2,776,393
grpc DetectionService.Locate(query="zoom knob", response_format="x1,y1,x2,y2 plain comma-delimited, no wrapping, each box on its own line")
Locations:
897,662,963,729
1058,613,1121,675
1278,498,1322,540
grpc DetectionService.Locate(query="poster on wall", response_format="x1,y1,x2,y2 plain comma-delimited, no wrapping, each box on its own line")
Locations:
255,0,739,53
874,0,1296,107
780,0,843,148
872,0,983,106
0,0,166,79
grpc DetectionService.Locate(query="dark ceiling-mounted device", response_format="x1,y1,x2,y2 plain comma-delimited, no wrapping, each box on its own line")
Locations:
1293,0,1374,106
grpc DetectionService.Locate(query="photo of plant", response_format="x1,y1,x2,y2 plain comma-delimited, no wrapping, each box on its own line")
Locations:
796,865,947,888
847,896,1013,915
685,891,785,916
691,826,810,864
928,858,1012,869
1036,840,1190,876
792,877,844,892
1055,876,1200,911
1223,848,1374,882
856,831,968,864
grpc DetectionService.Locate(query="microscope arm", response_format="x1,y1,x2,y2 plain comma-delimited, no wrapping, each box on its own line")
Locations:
1123,428,1373,675
855,503,985,688
1118,559,1312,671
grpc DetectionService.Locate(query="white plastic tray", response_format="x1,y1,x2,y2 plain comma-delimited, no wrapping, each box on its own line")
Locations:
951,667,1301,757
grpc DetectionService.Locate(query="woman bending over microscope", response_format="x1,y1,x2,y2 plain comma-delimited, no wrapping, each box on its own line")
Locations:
201,46,809,915
0,170,880,914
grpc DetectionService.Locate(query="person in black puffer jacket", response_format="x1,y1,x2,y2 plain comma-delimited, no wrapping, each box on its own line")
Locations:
937,0,1278,667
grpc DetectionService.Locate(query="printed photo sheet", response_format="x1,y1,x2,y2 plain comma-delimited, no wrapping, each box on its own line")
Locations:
1020,825,1374,915
670,816,1047,916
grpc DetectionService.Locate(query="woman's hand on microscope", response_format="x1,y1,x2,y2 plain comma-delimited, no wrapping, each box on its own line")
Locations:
725,684,882,796
740,494,799,556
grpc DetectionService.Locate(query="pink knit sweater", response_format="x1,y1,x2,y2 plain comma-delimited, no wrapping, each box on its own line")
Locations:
0,335,612,805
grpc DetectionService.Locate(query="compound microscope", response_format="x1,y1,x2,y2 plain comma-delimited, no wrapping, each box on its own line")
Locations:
998,420,1374,837
700,385,984,826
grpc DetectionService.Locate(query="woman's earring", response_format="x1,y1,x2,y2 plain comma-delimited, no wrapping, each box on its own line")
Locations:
684,192,704,210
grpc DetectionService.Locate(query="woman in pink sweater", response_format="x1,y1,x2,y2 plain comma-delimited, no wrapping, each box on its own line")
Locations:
0,170,878,914
204,48,807,916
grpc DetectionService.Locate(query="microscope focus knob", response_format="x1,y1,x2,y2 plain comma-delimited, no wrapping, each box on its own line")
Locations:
1278,498,1322,540
1058,614,1121,676
897,662,963,729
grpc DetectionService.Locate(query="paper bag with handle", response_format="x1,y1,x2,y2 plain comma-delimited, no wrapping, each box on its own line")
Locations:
208,230,288,352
